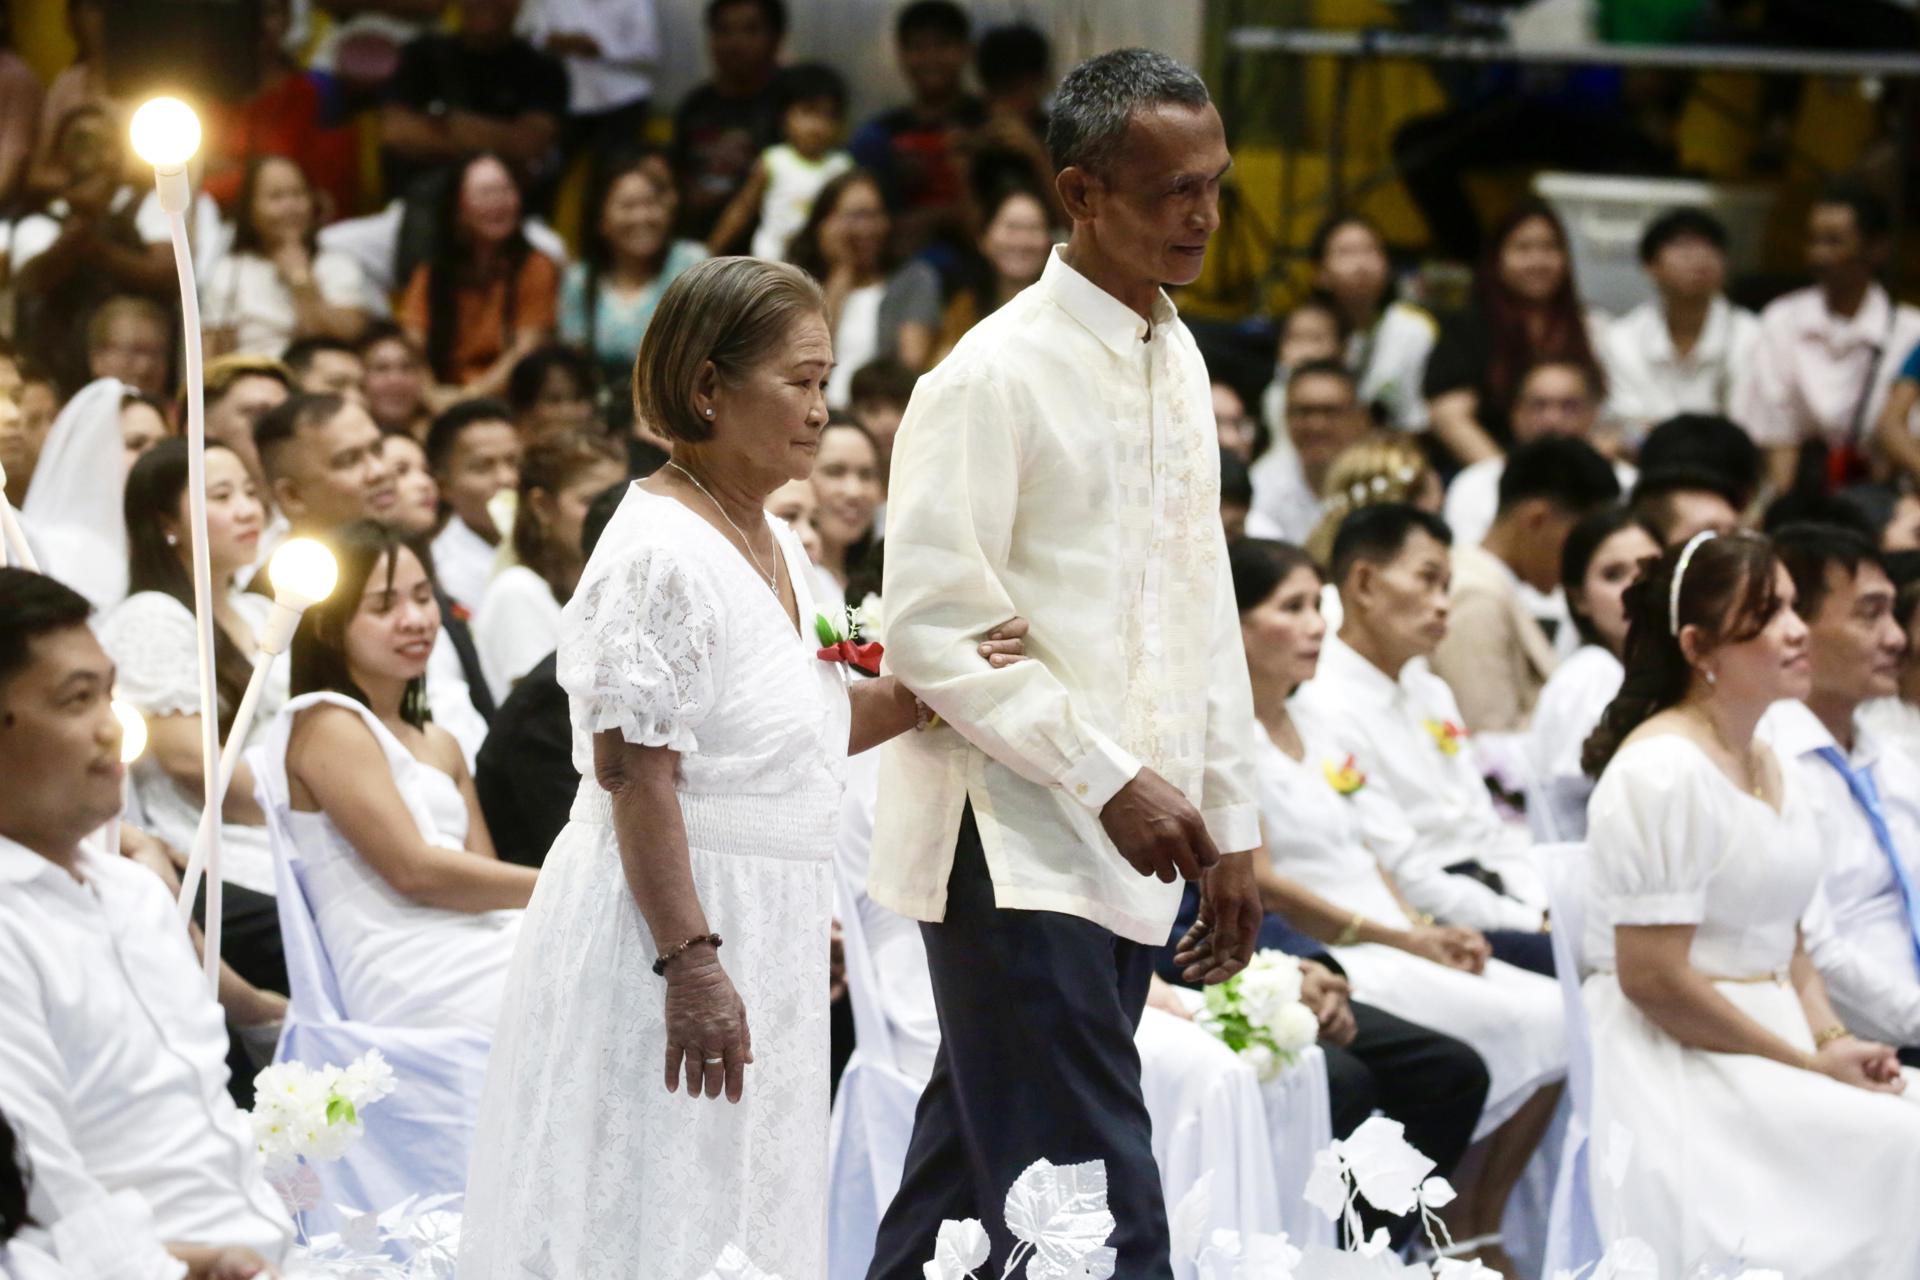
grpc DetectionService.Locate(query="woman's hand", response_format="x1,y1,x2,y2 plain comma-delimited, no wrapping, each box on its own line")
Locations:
663,947,753,1103
1399,922,1490,974
270,239,314,290
1813,1035,1906,1094
1145,973,1195,1021
977,615,1030,667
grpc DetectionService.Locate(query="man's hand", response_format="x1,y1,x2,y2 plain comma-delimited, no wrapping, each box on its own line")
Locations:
1098,769,1220,885
1172,852,1262,985
1300,960,1356,1048
172,1244,277,1279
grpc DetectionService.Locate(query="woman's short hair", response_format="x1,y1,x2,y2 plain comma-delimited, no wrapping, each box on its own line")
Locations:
631,256,824,445
513,429,626,584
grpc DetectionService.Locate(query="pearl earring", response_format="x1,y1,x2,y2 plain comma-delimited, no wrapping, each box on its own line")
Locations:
165,532,178,546
1704,669,1717,687
705,408,715,418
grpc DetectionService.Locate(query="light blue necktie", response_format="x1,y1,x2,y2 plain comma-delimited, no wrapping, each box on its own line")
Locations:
1815,745,1920,976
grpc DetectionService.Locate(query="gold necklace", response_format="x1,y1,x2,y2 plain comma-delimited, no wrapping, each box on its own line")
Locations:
669,461,781,597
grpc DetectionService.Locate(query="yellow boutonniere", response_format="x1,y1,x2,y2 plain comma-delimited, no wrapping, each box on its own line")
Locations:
1423,718,1467,757
1323,754,1366,796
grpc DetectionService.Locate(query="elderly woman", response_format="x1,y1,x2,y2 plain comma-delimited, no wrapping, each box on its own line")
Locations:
460,257,1022,1277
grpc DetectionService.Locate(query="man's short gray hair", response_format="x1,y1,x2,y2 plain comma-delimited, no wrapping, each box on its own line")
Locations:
1047,49,1212,177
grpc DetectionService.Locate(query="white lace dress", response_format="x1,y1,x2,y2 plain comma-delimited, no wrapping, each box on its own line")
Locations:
461,487,848,1280
98,590,289,897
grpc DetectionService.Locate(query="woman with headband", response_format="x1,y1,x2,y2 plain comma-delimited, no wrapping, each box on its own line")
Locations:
1578,529,1920,1275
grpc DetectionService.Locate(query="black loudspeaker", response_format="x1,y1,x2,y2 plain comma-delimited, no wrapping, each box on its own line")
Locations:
100,0,262,106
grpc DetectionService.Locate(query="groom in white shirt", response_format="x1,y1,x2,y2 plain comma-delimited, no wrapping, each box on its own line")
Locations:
867,49,1264,1278
1763,523,1920,1058
0,568,292,1276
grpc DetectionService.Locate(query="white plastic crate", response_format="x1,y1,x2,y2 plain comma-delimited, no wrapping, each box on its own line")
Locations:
1533,172,1776,318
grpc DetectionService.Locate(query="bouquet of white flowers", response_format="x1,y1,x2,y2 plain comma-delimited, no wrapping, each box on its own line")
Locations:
249,1050,397,1171
1196,950,1321,1081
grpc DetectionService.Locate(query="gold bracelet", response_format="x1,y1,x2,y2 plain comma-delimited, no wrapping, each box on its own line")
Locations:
1335,912,1365,948
1814,1024,1852,1050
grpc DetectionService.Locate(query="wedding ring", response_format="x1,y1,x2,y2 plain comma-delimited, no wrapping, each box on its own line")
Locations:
704,1056,724,1064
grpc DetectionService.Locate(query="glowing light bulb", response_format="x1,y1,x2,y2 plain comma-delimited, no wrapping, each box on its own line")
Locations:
268,537,339,612
113,699,148,764
130,97,202,170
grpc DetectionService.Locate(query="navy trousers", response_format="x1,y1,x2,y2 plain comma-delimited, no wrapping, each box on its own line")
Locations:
864,807,1171,1279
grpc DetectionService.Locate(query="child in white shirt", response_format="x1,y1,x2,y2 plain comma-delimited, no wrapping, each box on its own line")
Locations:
707,62,854,262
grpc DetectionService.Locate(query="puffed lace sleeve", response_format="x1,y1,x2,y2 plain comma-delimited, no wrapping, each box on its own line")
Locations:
1586,737,1725,927
97,592,203,718
557,540,724,753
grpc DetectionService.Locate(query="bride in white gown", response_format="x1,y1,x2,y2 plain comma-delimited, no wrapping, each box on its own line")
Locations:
1582,531,1920,1277
461,259,1023,1278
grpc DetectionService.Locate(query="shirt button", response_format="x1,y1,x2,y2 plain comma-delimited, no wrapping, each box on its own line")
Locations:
1075,783,1089,797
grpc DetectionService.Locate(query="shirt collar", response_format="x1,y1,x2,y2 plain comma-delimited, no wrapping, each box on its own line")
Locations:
1817,283,1891,348
1040,247,1176,358
1765,696,1880,767
1318,630,1404,708
0,831,72,887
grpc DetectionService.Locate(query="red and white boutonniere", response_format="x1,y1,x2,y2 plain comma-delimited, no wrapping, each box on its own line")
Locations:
814,608,884,677
1322,754,1366,797
1422,718,1467,757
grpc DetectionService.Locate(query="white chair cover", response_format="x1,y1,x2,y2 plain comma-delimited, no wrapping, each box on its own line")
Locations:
247,716,492,1223
1535,841,1603,1276
1258,1047,1337,1251
20,377,128,611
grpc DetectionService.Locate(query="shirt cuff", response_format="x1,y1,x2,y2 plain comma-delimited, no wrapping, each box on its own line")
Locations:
1058,733,1140,813
1201,802,1261,855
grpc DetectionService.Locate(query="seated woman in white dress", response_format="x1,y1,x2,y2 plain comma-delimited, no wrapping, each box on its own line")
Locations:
278,519,534,1032
1526,506,1661,841
1232,537,1564,1262
1581,530,1920,1277
100,440,291,1015
472,428,626,702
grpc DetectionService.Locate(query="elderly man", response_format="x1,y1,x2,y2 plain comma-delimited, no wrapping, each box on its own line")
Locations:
0,568,292,1276
869,50,1263,1277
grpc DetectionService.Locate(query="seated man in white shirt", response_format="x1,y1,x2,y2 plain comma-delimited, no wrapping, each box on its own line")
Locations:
259,392,491,763
424,398,523,616
1602,207,1761,445
1431,435,1620,735
1444,359,1636,549
1246,358,1370,543
1733,182,1920,497
0,568,293,1277
1762,523,1920,1060
1295,503,1554,974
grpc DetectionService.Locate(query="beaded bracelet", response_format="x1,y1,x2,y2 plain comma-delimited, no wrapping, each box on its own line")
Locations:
653,932,723,976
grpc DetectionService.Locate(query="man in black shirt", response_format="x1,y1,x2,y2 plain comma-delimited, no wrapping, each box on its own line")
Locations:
381,0,570,216
849,0,984,270
670,0,787,243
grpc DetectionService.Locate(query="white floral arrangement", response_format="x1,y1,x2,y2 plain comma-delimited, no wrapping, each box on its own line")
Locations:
250,1050,398,1171
705,1116,1789,1279
1194,949,1321,1081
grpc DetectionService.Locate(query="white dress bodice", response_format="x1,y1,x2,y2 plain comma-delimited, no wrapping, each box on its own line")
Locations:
278,692,519,1032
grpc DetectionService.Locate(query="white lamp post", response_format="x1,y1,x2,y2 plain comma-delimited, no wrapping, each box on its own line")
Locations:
108,698,148,861
0,460,37,571
175,537,338,988
131,96,228,990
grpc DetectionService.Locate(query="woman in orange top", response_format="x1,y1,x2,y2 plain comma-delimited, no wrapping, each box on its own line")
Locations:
400,154,559,399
